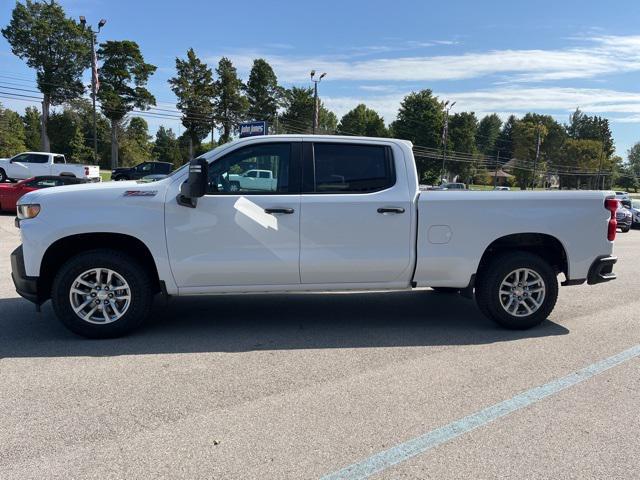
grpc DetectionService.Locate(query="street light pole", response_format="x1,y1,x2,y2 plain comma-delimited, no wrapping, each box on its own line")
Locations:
79,16,106,164
440,100,455,183
310,70,326,134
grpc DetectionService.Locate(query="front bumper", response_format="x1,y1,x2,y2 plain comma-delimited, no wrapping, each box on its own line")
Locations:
587,255,617,285
10,245,40,304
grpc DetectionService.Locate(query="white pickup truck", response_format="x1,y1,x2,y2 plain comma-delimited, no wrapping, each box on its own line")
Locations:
0,152,101,183
10,135,619,338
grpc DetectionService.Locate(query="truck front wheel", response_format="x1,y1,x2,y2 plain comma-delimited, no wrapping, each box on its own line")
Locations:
51,249,153,338
475,251,558,330
0,168,6,183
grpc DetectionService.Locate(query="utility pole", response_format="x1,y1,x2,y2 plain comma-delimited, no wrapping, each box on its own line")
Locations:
494,151,500,189
310,70,326,134
531,121,542,190
79,16,106,164
595,134,606,190
440,100,455,183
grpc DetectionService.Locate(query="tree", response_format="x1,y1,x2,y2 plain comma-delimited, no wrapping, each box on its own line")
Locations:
558,138,602,189
2,0,91,151
476,114,502,156
246,58,282,123
213,57,248,144
22,106,41,151
627,142,640,179
119,117,152,167
337,104,389,137
617,163,639,193
97,40,156,168
68,124,92,163
447,112,478,181
280,86,337,134
152,126,183,168
567,108,614,158
169,48,215,159
0,104,26,156
390,90,444,182
496,114,517,161
511,120,548,189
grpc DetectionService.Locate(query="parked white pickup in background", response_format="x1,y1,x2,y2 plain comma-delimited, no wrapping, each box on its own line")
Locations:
0,152,101,183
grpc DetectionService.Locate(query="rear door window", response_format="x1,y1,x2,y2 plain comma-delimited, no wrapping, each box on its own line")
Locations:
310,143,394,193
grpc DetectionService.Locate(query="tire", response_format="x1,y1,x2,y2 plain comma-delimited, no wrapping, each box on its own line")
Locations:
431,287,459,294
51,249,154,338
0,168,6,183
114,175,128,181
621,226,630,233
229,181,240,192
475,251,558,330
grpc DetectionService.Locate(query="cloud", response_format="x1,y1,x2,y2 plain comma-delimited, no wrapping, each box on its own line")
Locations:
210,35,640,84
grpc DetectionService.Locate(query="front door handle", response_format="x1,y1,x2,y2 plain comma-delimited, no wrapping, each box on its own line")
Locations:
377,207,405,214
264,207,295,214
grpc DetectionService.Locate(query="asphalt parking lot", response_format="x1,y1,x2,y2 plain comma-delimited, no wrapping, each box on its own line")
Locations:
1,211,639,479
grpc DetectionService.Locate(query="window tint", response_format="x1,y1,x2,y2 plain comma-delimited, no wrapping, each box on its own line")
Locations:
258,171,270,179
312,143,394,193
29,154,49,164
207,143,291,194
13,154,29,163
53,156,65,164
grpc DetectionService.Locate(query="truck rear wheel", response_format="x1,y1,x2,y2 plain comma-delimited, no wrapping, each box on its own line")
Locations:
51,249,153,338
475,251,558,329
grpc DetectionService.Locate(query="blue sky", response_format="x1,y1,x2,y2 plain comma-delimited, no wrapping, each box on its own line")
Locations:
1,0,640,156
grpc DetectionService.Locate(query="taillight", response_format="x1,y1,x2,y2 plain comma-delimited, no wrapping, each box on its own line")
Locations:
605,198,618,241
84,166,90,176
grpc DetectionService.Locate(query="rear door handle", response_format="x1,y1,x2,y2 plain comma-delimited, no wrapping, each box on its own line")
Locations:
264,207,295,214
377,207,405,214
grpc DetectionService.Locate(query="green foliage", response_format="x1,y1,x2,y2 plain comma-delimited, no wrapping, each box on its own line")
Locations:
627,142,640,178
390,90,444,181
169,48,215,152
119,117,152,167
476,113,502,156
2,0,91,150
97,40,156,167
617,163,639,192
337,104,389,137
2,0,90,104
447,112,478,181
567,108,614,158
280,86,337,134
22,106,41,151
558,138,602,189
152,126,183,168
97,40,157,123
0,103,26,156
213,57,248,144
68,125,92,163
47,98,110,166
246,59,282,122
496,114,516,160
511,120,548,189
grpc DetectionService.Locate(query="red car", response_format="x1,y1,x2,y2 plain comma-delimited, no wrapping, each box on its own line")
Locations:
0,176,88,212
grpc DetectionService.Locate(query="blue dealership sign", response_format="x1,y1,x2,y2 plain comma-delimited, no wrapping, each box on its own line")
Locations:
239,121,268,138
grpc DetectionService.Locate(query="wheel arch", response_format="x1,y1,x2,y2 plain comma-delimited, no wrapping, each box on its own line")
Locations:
58,172,76,177
477,233,569,281
39,232,161,302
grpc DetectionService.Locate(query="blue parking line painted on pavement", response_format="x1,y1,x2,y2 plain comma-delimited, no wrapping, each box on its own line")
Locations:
320,344,640,480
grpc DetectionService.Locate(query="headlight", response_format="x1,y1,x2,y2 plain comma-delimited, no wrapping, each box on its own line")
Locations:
17,204,41,220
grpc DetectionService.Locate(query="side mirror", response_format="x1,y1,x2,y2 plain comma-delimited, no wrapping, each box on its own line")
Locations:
178,157,209,208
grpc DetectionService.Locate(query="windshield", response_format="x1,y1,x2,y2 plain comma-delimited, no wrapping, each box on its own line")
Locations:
632,199,640,209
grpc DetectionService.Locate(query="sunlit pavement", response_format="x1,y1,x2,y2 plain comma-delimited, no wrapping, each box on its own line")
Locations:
1,211,638,479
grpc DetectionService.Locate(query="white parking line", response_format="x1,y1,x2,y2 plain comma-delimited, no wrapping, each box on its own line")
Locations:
321,344,640,480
